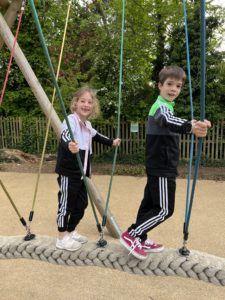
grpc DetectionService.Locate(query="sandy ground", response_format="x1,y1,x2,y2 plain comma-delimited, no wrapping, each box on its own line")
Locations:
0,172,225,300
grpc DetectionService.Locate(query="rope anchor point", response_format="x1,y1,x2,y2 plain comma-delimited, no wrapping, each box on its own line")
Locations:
24,225,35,241
24,233,35,241
96,238,107,248
96,231,107,248
179,239,190,256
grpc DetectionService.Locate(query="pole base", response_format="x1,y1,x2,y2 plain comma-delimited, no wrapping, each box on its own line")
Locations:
96,238,107,248
179,246,190,256
24,233,36,241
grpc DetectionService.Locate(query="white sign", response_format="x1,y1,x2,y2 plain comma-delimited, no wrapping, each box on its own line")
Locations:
130,122,139,133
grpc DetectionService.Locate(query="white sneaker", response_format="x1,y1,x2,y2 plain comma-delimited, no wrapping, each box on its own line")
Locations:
70,231,88,244
56,235,82,251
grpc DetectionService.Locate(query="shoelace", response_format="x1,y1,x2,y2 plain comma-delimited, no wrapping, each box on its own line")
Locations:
128,237,143,256
71,232,80,238
144,239,154,246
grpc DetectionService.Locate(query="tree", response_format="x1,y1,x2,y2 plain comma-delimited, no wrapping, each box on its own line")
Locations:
165,0,225,120
1,0,225,121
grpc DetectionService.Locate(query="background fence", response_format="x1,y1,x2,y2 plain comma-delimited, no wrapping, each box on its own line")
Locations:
0,117,225,161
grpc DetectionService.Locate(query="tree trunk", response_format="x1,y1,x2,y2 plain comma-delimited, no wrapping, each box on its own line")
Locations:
0,0,23,49
0,0,10,9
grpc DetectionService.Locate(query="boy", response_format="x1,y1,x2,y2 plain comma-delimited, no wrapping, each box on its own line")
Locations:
120,66,211,260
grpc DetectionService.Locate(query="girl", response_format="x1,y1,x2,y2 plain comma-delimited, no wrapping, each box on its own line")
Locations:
55,86,121,251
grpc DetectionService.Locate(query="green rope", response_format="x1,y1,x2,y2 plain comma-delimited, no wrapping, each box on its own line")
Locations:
102,0,125,228
28,0,72,229
28,0,102,233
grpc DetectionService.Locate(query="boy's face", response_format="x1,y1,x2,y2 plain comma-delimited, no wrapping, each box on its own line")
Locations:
158,77,183,101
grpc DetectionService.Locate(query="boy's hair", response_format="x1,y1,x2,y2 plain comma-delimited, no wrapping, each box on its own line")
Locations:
158,66,186,85
70,86,100,119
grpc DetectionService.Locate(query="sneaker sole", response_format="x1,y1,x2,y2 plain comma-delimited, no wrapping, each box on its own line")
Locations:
143,246,164,253
72,239,88,244
120,237,147,260
56,244,82,252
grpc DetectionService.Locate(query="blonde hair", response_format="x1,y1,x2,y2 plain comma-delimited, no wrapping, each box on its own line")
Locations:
70,86,100,119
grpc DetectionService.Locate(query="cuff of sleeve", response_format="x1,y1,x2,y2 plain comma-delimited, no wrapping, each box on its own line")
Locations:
187,121,193,133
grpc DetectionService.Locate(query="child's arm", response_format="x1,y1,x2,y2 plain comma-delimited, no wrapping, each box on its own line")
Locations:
92,132,121,147
155,106,211,136
155,105,193,134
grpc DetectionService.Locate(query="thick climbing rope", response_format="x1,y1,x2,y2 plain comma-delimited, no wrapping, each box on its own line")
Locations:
180,0,207,255
28,0,103,236
0,235,225,287
27,0,72,235
101,0,125,233
0,0,26,105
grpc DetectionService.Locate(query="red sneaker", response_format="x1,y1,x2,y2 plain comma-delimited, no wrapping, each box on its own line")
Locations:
142,239,164,253
120,230,147,260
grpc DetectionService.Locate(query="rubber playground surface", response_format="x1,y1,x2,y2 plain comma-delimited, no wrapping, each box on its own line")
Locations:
0,172,225,300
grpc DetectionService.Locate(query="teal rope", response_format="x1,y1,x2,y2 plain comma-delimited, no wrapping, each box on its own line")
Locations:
183,0,206,238
28,0,102,232
183,0,194,120
102,0,125,228
200,0,206,121
182,0,195,235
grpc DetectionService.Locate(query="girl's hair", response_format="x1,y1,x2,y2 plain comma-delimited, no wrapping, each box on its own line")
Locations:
158,66,186,85
70,86,100,119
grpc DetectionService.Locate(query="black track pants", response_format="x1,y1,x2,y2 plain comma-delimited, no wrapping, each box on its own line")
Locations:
128,176,176,241
57,175,88,232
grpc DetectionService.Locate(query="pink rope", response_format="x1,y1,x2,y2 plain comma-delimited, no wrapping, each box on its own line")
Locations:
0,3,25,106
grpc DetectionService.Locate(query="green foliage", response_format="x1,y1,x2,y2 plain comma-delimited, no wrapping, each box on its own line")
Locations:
93,147,145,165
19,117,38,153
0,0,225,122
15,117,57,154
115,164,146,176
165,1,225,120
200,159,225,167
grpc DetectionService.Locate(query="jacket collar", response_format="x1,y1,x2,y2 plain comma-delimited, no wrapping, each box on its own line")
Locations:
74,112,92,131
157,95,175,112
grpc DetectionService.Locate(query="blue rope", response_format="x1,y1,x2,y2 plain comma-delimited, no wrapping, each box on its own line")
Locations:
182,0,194,228
183,0,206,239
183,0,194,121
200,0,206,121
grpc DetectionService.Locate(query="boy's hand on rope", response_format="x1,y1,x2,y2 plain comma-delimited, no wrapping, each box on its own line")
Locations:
191,120,211,137
113,138,121,147
68,141,79,153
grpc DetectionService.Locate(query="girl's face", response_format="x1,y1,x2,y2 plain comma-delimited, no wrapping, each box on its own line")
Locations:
158,77,183,102
75,91,94,121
